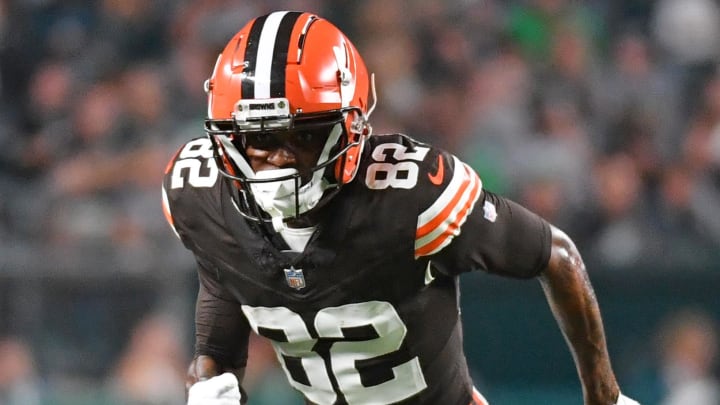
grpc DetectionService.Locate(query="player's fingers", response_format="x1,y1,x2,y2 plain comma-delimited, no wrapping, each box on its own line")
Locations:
186,355,221,390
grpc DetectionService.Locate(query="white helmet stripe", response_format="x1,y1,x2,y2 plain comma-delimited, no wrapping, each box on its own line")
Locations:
254,11,289,98
333,39,355,107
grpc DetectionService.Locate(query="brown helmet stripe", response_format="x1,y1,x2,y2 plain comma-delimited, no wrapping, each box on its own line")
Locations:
240,14,266,99
270,11,303,97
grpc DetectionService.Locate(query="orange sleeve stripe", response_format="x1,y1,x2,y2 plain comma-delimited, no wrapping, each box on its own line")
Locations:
415,168,481,257
164,146,184,174
162,193,173,226
417,160,478,238
416,173,472,239
416,157,472,237
471,387,489,405
161,185,180,239
415,177,479,256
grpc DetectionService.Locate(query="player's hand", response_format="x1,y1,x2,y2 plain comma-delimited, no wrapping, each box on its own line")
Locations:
186,355,222,390
187,372,242,405
614,392,640,405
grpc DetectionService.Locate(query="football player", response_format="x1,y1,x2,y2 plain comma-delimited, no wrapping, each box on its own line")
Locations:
162,10,640,405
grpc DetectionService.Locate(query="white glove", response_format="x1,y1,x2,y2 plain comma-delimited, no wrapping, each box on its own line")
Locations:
187,372,242,405
615,392,640,405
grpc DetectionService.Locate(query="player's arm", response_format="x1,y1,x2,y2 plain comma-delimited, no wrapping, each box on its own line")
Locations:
418,152,639,404
186,259,251,404
539,225,637,405
186,354,243,388
186,355,245,405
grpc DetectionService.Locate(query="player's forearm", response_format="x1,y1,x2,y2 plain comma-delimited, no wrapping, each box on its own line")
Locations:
193,274,251,369
539,226,620,404
186,355,245,387
186,355,246,405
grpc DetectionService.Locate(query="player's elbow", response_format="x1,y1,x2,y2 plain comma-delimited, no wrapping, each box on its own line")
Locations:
541,225,587,280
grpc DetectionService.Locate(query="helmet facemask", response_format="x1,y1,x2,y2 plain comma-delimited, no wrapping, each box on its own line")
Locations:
206,99,371,230
202,11,374,230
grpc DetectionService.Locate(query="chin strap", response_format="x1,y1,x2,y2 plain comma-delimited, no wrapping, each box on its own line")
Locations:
271,216,286,232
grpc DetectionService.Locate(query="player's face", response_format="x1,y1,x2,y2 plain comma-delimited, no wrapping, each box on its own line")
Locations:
243,126,330,183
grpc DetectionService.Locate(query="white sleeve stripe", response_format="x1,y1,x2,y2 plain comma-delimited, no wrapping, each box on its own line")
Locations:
414,166,480,256
415,160,482,258
417,156,467,228
415,165,479,246
254,11,289,98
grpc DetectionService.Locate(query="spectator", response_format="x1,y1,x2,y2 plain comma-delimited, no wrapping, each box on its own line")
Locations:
657,309,720,405
0,337,42,405
681,70,720,248
106,314,187,405
579,153,654,269
652,0,720,66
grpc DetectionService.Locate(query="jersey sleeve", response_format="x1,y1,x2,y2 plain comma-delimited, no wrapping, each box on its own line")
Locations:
194,254,251,369
161,182,180,240
161,137,224,250
416,151,551,279
161,140,251,364
414,151,483,258
161,144,184,240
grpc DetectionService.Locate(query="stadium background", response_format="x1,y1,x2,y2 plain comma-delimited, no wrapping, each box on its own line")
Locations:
1,0,720,404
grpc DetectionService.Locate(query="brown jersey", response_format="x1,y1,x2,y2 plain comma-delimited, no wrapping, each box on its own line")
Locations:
162,133,551,405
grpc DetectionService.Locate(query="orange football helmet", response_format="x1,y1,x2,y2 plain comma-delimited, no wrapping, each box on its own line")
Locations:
204,11,374,227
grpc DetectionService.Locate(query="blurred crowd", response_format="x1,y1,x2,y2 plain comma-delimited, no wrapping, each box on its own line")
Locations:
2,0,720,274
2,0,720,403
350,0,720,272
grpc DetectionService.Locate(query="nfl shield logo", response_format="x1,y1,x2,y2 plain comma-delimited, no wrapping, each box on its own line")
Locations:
284,266,306,290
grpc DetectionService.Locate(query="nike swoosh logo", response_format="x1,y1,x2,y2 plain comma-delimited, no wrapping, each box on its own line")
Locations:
428,155,444,185
424,261,435,285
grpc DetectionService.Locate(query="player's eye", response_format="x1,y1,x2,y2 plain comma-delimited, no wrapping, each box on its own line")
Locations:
293,132,316,144
288,128,330,150
244,132,282,150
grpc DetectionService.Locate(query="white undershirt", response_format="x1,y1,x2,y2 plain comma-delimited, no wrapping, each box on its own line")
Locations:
280,226,316,252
